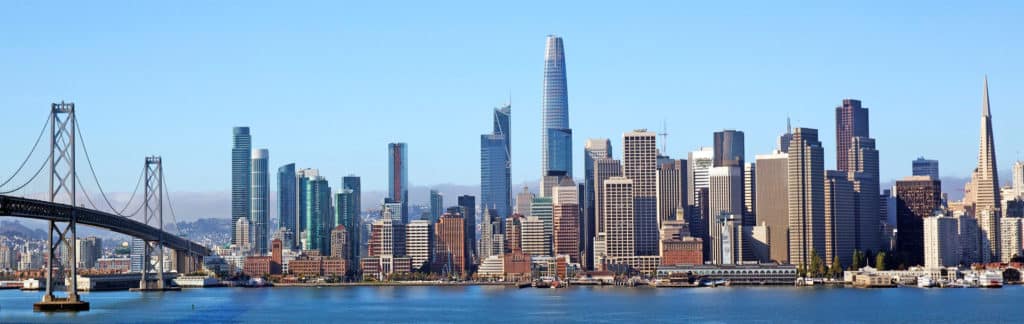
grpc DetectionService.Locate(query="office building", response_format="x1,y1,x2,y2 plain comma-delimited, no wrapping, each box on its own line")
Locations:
778,117,793,154
75,237,102,269
1013,161,1024,199
1001,218,1022,263
594,158,623,236
656,159,687,224
251,149,270,255
303,174,332,254
429,190,444,224
553,183,580,263
603,177,635,258
743,162,756,225
709,166,743,264
624,130,658,256
530,197,553,255
434,213,466,277
912,157,940,180
824,170,855,268
406,220,432,271
457,195,477,263
540,35,573,196
835,99,869,172
342,175,362,263
335,188,359,267
788,128,825,268
515,186,534,217
583,138,612,270
505,214,525,253
231,127,252,245
236,217,251,250
755,151,789,263
973,77,1003,262
687,147,714,249
895,176,942,267
713,130,744,168
278,163,298,249
388,142,409,220
330,225,348,259
520,217,547,257
847,136,880,253
481,104,512,223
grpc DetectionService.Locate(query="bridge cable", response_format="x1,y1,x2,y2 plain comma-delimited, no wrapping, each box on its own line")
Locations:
74,118,134,215
75,173,102,210
0,151,50,195
161,176,183,236
0,114,49,189
112,168,146,216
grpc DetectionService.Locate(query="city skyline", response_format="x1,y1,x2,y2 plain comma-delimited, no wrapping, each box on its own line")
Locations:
3,2,1024,200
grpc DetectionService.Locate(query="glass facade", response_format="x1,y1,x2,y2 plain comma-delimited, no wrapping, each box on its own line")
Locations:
542,35,573,180
231,127,251,245
277,163,298,248
251,149,270,255
481,104,512,226
388,143,409,219
303,175,331,254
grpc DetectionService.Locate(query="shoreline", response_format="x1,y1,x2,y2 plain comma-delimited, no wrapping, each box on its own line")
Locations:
272,282,517,287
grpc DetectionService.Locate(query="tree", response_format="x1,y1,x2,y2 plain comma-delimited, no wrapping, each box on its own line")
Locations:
830,258,843,278
851,250,864,270
875,252,888,271
797,264,807,278
808,250,824,278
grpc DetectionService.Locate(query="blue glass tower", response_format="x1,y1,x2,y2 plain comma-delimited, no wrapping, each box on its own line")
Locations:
541,35,572,196
303,175,331,254
481,104,512,226
277,163,297,248
342,175,362,261
231,127,251,245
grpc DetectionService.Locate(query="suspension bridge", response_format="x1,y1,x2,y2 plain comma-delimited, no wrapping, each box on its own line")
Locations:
0,102,211,311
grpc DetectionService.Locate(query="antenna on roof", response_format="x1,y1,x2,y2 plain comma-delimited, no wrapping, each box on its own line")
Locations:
658,120,669,154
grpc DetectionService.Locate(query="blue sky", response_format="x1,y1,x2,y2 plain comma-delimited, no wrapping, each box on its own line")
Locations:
2,1,1023,195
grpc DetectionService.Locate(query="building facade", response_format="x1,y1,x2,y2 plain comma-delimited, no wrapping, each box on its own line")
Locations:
231,127,252,245
895,176,942,267
540,35,573,196
623,130,658,256
788,128,825,268
755,151,789,263
251,149,270,255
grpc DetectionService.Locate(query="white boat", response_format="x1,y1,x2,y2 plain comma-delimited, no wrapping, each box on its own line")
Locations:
979,271,1003,288
916,276,935,288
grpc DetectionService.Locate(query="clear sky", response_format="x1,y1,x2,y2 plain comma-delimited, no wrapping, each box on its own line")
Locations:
2,1,1023,195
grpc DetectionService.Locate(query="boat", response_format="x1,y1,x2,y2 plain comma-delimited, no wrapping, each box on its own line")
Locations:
979,271,1003,288
916,276,936,288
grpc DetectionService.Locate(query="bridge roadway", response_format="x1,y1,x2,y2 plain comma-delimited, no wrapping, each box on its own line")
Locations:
0,195,210,255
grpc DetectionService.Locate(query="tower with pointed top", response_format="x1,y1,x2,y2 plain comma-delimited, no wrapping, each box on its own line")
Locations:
974,76,1002,261
541,35,573,197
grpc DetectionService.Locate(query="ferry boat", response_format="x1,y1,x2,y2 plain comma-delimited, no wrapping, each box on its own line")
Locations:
916,276,936,288
979,271,1003,288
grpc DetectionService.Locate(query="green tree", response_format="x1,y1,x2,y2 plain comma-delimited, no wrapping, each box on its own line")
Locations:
851,250,864,270
808,250,824,278
830,258,843,278
875,252,888,271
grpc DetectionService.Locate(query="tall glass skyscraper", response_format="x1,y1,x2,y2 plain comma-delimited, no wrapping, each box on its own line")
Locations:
388,143,409,218
430,189,444,224
541,35,572,195
481,104,512,224
304,175,332,254
251,149,270,255
277,163,298,248
342,175,362,261
231,127,251,245
335,187,359,267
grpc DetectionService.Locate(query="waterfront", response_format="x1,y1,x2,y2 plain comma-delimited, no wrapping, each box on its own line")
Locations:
2,286,1024,323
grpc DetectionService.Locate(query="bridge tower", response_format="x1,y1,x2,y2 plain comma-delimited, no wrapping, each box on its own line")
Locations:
35,101,90,311
139,156,167,290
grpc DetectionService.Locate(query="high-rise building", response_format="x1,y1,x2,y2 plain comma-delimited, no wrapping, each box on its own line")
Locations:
251,149,270,255
583,138,612,270
847,136,880,252
277,163,298,249
515,186,534,217
75,237,102,269
895,176,942,266
530,196,553,255
603,177,635,258
924,215,960,268
956,214,982,265
406,220,432,271
778,117,793,154
1000,218,1022,263
481,104,512,223
457,195,477,264
687,147,714,249
303,174,332,254
231,127,252,245
713,130,744,168
388,142,409,220
755,151,789,263
540,35,573,196
708,166,743,264
330,225,348,259
383,201,404,224
835,99,869,172
594,158,623,237
656,159,687,225
130,238,145,272
912,157,940,180
824,170,855,268
429,190,444,224
434,213,466,277
368,217,405,258
743,162,756,225
1013,161,1024,198
236,217,252,250
505,214,525,253
623,130,658,256
342,175,361,263
973,77,1003,262
479,209,500,259
788,128,825,268
335,188,359,267
552,183,580,263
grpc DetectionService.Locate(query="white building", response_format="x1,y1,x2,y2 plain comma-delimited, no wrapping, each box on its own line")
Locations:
1000,218,1022,263
477,255,505,279
924,215,960,269
603,177,635,258
235,217,252,251
406,220,431,270
709,166,742,264
520,217,547,257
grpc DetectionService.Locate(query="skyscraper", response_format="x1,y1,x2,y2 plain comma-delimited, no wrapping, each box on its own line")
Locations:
251,149,270,255
656,159,686,224
342,175,362,262
847,136,880,252
603,177,635,258
1011,161,1024,199
530,196,554,255
835,99,869,172
388,142,409,219
708,166,743,264
743,162,756,226
457,195,477,264
515,186,534,217
583,138,612,270
924,215,960,269
481,104,512,223
623,130,658,256
778,117,793,154
231,127,252,245
788,128,825,268
541,35,573,196
429,190,444,224
277,163,298,249
303,174,331,254
912,157,940,179
713,130,744,168
552,183,580,263
434,213,467,277
895,176,942,266
973,77,1002,262
755,151,789,263
593,158,622,238
687,147,714,248
406,220,432,271
335,187,359,268
824,170,855,268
